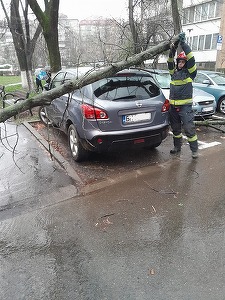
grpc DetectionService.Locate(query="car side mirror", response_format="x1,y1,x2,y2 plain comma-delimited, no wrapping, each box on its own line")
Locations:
202,79,211,85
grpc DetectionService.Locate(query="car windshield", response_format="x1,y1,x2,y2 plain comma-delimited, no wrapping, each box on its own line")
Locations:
92,75,160,100
208,73,225,85
154,73,171,89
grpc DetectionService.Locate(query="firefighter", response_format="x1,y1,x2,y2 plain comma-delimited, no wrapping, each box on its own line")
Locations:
167,32,198,159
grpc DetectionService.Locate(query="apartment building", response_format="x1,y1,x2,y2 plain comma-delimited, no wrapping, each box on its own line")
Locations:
182,0,225,71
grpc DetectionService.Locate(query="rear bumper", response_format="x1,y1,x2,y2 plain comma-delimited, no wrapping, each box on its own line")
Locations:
81,125,170,152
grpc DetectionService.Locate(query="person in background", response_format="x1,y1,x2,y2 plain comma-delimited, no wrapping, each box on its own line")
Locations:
167,32,198,159
35,68,47,93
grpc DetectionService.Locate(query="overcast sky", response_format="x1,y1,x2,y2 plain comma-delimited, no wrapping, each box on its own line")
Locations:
0,0,128,20
59,0,128,20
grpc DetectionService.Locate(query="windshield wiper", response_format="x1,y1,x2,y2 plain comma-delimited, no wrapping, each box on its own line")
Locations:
113,95,137,100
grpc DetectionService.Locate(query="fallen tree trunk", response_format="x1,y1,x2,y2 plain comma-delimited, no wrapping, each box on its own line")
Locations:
194,119,225,133
194,120,225,126
0,35,179,123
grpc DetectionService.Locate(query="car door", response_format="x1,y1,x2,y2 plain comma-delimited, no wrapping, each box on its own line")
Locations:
46,71,68,126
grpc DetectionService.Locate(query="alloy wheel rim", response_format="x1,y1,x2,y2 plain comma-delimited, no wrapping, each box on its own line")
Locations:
220,100,225,113
69,129,78,156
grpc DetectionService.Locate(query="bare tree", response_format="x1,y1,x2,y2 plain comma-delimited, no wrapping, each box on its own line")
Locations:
128,0,175,68
0,0,42,89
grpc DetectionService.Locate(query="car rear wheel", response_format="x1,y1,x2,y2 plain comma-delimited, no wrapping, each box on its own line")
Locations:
39,106,52,126
218,97,225,114
68,124,89,162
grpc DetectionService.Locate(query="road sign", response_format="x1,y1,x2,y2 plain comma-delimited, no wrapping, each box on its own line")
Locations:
217,35,223,50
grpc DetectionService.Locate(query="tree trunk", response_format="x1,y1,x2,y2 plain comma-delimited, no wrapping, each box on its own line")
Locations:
171,0,182,53
128,0,141,55
27,0,61,73
171,0,182,35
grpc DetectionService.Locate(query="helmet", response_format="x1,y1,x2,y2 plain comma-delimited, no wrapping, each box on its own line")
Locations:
176,51,187,61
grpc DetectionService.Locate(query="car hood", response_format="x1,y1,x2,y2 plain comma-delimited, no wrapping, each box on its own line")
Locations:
192,88,215,102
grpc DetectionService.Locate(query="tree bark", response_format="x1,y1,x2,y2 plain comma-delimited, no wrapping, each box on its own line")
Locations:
171,0,182,35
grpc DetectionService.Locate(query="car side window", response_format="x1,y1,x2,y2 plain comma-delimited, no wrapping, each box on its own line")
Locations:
64,72,75,82
194,73,208,84
50,72,65,89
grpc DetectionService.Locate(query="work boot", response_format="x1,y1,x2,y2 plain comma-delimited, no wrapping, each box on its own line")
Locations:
171,137,182,154
189,140,198,158
170,147,181,154
192,151,198,159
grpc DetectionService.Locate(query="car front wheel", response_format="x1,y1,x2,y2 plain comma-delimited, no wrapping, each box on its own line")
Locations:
218,97,225,114
68,124,89,162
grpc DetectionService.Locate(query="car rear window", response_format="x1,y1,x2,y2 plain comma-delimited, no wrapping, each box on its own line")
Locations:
93,75,160,100
154,73,171,89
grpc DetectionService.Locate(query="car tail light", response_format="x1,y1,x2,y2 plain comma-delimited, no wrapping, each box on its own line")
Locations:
81,104,108,119
161,99,170,112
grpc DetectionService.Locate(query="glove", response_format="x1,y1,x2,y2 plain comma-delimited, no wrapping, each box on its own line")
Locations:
179,32,186,43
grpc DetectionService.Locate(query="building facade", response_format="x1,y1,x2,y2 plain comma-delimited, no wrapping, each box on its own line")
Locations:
182,0,225,71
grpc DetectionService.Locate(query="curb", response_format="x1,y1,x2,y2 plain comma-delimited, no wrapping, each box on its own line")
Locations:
23,121,83,185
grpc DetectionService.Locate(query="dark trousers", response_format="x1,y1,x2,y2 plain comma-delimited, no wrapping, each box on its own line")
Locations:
36,78,43,92
169,104,198,152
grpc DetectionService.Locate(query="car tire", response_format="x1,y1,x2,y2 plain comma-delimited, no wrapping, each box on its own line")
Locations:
39,106,52,126
218,97,225,114
68,124,89,162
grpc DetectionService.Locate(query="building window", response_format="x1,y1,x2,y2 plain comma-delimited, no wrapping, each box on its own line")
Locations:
205,34,212,49
198,35,204,50
182,8,188,24
190,33,219,51
215,0,223,17
195,5,201,22
189,6,195,23
202,3,208,21
209,2,216,19
192,36,198,51
182,0,221,24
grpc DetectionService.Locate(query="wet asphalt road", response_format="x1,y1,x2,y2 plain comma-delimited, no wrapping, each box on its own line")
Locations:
1,120,225,299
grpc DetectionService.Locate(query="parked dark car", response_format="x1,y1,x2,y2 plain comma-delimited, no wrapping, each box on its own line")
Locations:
193,70,225,113
39,68,170,161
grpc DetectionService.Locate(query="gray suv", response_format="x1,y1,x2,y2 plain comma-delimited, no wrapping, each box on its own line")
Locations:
39,68,170,161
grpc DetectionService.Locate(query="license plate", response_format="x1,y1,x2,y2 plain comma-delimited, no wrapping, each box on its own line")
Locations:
202,107,213,112
122,113,151,124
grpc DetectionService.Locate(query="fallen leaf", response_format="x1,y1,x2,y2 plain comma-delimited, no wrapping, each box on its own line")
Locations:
149,269,155,275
